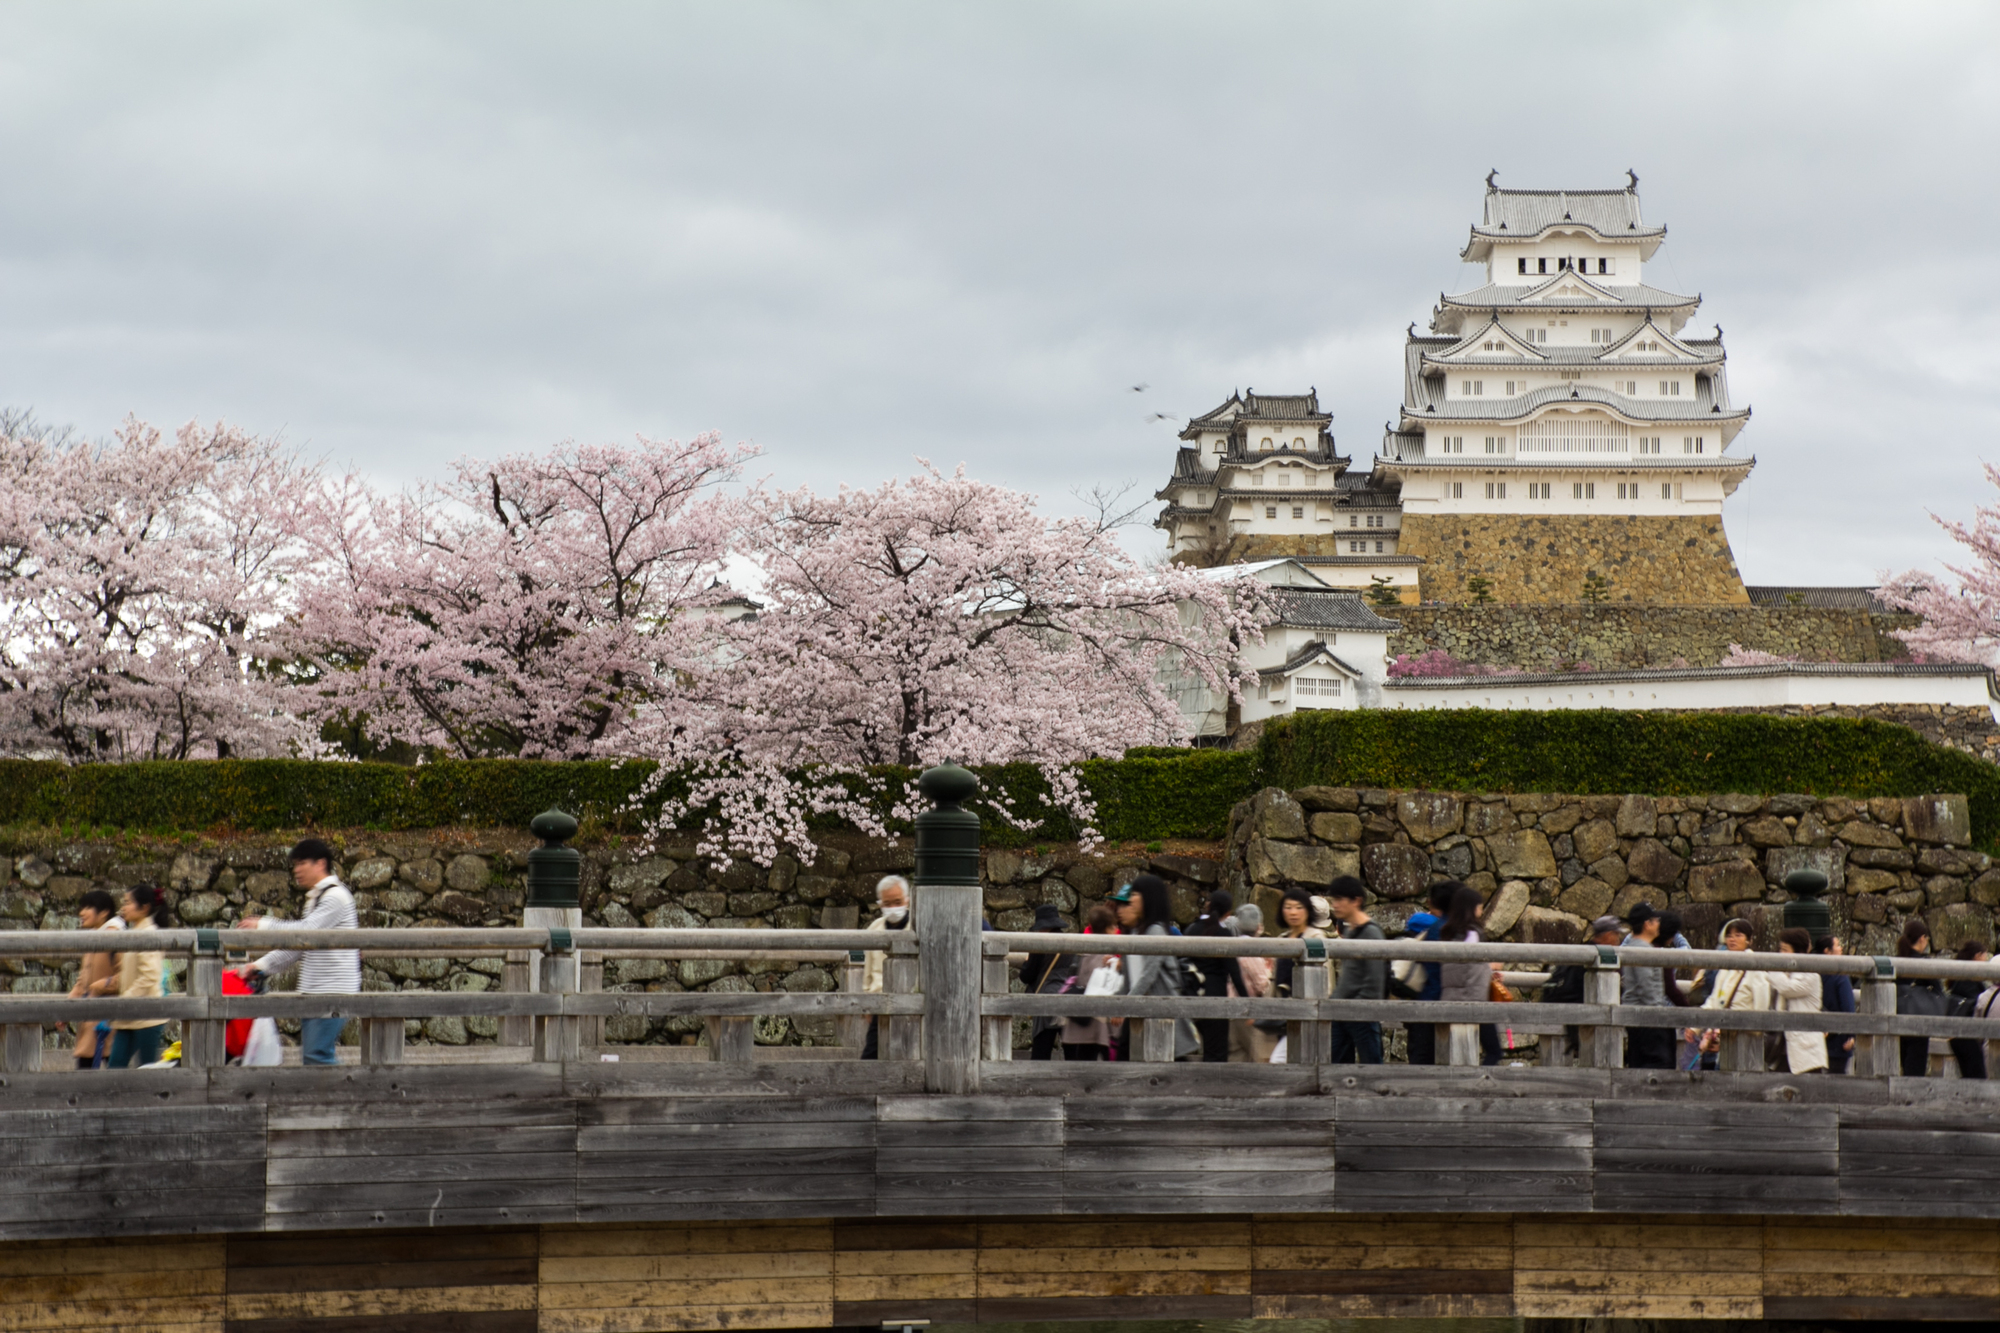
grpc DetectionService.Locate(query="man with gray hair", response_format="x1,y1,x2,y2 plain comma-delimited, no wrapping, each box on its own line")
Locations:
860,875,909,1060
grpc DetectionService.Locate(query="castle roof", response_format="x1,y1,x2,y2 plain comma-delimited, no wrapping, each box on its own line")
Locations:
1745,586,1901,614
1265,589,1401,633
1460,175,1667,263
1437,275,1697,316
1180,389,1331,440
1400,373,1746,428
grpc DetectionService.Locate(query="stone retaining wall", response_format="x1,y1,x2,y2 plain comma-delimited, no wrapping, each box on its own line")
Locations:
1394,513,1749,605
1385,603,1917,670
4,783,1992,1048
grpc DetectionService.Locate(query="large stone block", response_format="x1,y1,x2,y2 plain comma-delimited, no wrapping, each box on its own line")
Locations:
1710,793,1767,815
1626,838,1686,886
1739,816,1792,848
1293,786,1359,812
1687,861,1764,904
1251,838,1357,887
607,857,674,895
348,857,396,891
1571,819,1619,865
1464,803,1513,836
1485,879,1530,937
1903,795,1971,847
1930,902,1993,954
1836,821,1902,850
1518,905,1589,943
1972,870,2000,908
1362,843,1433,900
1252,788,1307,841
1396,792,1463,844
167,854,217,893
13,858,52,889
1615,794,1658,838
399,858,443,893
1151,854,1219,884
1588,854,1629,892
176,891,227,924
1557,877,1613,921
1766,845,1845,894
445,855,490,892
1310,812,1364,845
1486,829,1557,880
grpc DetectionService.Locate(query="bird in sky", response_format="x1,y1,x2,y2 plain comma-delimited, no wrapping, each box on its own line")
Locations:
1130,383,1148,394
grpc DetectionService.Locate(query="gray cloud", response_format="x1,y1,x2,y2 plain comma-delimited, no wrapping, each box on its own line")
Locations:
3,1,1997,582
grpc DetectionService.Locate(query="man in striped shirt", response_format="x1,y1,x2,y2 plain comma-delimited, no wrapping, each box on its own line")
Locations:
234,838,360,1066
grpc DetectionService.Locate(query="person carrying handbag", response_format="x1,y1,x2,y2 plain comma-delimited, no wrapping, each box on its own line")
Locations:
1064,903,1120,1060
1108,876,1199,1061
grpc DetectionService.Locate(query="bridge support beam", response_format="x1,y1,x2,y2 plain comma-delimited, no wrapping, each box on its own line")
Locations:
917,882,981,1092
182,953,227,1070
1580,962,1623,1068
1855,964,1899,1077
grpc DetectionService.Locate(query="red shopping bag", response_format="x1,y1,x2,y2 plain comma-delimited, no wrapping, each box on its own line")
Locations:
222,968,255,1059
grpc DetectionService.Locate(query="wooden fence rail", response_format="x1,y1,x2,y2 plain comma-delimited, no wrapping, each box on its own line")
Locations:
4,925,1998,1084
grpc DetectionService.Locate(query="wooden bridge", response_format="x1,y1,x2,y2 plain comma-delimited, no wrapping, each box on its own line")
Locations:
4,909,2000,1331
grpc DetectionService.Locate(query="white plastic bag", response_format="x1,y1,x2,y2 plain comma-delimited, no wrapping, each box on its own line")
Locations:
242,1017,284,1067
1269,1035,1288,1064
1083,962,1125,997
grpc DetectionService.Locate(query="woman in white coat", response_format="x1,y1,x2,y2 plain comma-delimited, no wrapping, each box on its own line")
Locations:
1766,927,1829,1074
1700,917,1770,1066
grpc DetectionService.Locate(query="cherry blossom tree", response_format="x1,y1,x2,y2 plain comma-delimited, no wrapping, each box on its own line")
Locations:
1717,642,1801,667
0,412,321,761
640,462,1266,864
1878,464,2000,665
297,433,751,758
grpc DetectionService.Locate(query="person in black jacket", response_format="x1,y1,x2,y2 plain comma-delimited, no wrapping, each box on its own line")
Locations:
1021,906,1078,1061
1184,889,1247,1063
1814,934,1856,1074
1896,918,1945,1077
1949,940,1990,1080
1546,915,1624,1061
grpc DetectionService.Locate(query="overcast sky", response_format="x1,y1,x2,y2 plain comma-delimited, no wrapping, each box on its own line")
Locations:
3,2,1998,584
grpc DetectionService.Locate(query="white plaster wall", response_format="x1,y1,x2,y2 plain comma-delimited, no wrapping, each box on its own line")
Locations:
1384,671,1999,716
1392,467,1732,516
1487,234,1645,286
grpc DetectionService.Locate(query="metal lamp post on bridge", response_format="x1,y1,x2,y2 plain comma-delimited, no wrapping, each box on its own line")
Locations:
520,808,583,1056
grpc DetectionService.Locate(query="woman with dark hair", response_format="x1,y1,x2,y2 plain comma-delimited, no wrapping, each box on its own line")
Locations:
1435,883,1497,1066
1270,885,1327,1007
1896,918,1945,1077
1947,940,1990,1080
1768,927,1828,1074
1185,889,1248,1062
1814,934,1856,1073
68,888,124,1069
1111,875,1198,1060
1064,902,1119,1060
106,885,172,1068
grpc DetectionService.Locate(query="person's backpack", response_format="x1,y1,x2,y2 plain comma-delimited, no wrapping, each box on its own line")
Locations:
1898,979,1948,1019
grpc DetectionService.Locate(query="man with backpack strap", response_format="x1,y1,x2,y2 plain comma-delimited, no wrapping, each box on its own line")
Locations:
233,838,359,1067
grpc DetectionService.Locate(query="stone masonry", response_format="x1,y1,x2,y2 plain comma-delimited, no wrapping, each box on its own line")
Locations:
1384,603,1917,671
1396,513,1749,605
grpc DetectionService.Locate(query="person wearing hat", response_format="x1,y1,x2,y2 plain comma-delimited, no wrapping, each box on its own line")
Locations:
1544,915,1626,1062
1620,903,1677,1070
1021,905,1078,1061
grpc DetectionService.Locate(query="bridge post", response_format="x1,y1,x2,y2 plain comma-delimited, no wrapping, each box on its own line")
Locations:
1,1023,40,1073
981,938,1014,1061
522,808,582,1053
182,932,227,1069
837,951,869,1051
913,764,983,1095
1855,957,1898,1077
534,931,580,1063
1579,948,1623,1069
361,1017,404,1066
883,935,922,1060
1287,941,1330,1065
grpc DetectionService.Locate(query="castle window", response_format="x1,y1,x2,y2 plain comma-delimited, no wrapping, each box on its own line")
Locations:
1538,258,1548,274
1349,515,1358,527
1574,482,1595,499
1528,482,1551,499
1518,258,1529,275
1292,506,1304,519
1559,371,1582,380
1265,506,1277,519
1683,436,1705,454
1485,482,1506,499
1277,472,1291,487
1485,436,1501,454
1213,439,1226,454
1622,380,1637,394
1260,437,1274,451
1558,257,1572,271
1293,437,1305,448
1659,380,1682,395
1368,514,1383,528
1258,681,1270,700
1441,435,1464,453
1599,258,1612,274
1297,677,1341,699
1448,482,1463,499
1661,484,1672,499
1251,473,1264,486
1504,381,1517,394
1375,540,1384,553
1637,437,1661,455
1350,540,1365,552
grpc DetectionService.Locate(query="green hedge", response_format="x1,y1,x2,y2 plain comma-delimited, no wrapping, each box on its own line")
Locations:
2,710,1995,849
1259,710,2000,849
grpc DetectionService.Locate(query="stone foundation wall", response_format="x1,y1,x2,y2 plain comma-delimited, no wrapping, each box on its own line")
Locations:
8,781,1994,1043
1386,603,1918,669
1395,513,1749,605
1222,785,1993,958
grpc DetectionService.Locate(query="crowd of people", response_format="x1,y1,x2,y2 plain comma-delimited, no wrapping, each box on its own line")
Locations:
60,837,360,1069
988,872,1996,1075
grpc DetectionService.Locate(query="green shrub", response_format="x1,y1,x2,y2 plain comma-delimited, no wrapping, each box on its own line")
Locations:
2,710,1995,850
1259,710,2000,848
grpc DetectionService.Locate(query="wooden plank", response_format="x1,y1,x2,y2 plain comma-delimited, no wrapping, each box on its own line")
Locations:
877,1095,1064,1121
228,1230,538,1270
577,1124,873,1155
540,1251,833,1284
224,1283,536,1321
1765,1294,2000,1322
266,1152,577,1187
223,1312,536,1333
831,1299,978,1328
578,1096,874,1126
538,1302,830,1333
1254,1268,1511,1296
576,1150,877,1178
1253,1293,1514,1319
539,1223,835,1260
268,1127,575,1159
977,1294,1253,1322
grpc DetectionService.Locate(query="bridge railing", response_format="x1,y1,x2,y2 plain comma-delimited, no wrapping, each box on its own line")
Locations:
4,926,1999,1084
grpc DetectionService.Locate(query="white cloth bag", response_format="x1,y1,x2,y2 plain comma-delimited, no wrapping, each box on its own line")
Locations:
1083,962,1126,997
241,1017,284,1067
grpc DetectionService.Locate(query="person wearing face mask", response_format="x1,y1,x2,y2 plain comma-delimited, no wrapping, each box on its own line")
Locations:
860,876,910,1060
